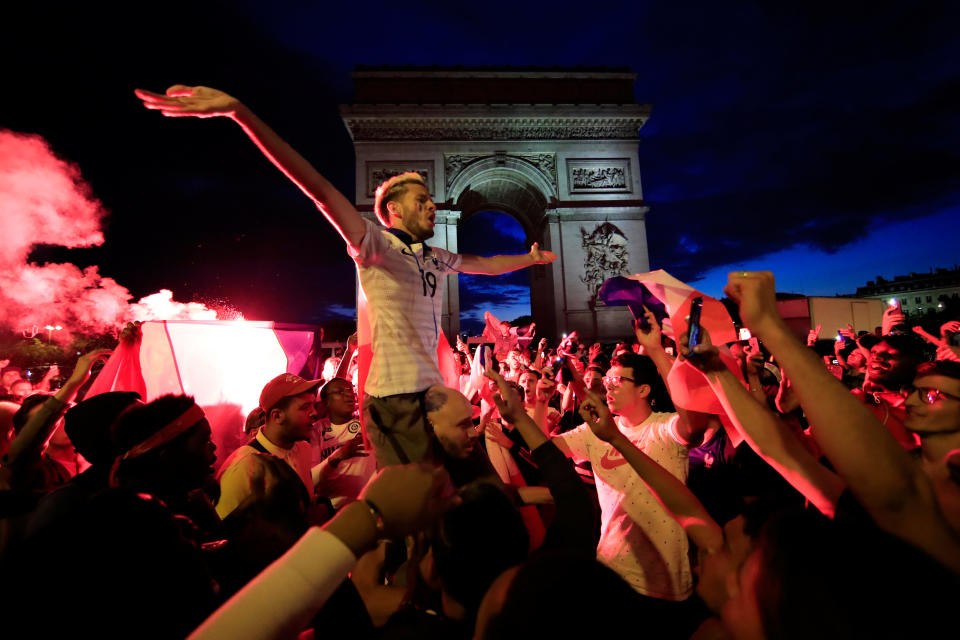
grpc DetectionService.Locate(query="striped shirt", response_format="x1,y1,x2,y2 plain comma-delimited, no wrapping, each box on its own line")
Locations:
349,218,461,397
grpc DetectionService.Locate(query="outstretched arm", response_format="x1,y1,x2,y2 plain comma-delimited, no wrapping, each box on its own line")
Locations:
3,349,111,468
459,242,557,275
681,330,845,517
135,85,367,247
725,271,960,572
335,333,358,381
634,307,711,446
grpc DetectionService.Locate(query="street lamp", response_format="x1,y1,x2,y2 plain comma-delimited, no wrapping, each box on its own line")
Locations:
44,325,63,342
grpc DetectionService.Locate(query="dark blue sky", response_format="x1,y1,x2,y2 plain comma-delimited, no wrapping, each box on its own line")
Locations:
5,1,960,334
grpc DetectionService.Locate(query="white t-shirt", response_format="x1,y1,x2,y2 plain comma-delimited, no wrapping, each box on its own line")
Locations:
349,218,462,397
557,412,693,600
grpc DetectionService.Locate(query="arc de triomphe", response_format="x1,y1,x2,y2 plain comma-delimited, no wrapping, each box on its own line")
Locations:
341,67,651,343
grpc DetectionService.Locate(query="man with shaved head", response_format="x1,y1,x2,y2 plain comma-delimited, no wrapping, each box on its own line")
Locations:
424,386,480,460
421,384,504,487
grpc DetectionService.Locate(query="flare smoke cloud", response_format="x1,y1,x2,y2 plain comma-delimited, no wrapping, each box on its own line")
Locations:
0,129,226,342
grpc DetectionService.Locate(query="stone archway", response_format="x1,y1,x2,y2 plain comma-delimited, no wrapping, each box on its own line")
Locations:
341,67,653,342
445,155,556,338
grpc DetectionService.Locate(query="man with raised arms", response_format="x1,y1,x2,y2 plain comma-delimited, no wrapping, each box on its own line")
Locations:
136,85,556,467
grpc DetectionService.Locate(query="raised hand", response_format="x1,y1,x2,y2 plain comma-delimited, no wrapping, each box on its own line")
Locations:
838,323,856,342
678,327,726,374
724,271,784,338
578,391,621,443
119,321,143,346
881,304,906,335
941,321,960,340
806,324,822,347
69,349,112,385
528,242,558,265
484,368,525,424
535,376,557,403
134,85,241,119
588,342,603,361
634,305,662,353
557,331,579,358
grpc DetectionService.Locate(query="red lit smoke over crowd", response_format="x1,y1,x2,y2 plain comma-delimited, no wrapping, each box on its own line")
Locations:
0,130,229,343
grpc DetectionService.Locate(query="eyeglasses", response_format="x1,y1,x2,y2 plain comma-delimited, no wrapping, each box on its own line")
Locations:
602,375,635,390
902,385,960,404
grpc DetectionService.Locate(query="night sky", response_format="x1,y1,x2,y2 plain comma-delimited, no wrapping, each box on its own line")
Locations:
5,1,960,335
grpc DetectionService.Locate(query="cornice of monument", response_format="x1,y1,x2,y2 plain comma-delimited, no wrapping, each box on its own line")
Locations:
340,104,651,141
352,69,638,81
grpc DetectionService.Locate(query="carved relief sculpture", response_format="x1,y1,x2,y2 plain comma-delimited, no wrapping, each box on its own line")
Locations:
580,222,630,303
366,162,433,197
566,158,632,194
571,166,626,189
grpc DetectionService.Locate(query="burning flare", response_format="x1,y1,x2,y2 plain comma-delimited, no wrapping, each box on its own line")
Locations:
0,129,232,342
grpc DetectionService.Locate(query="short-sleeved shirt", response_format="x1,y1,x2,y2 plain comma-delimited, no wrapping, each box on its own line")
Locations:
557,412,693,600
349,218,462,398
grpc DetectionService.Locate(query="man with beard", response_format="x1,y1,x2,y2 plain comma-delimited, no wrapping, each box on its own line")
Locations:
136,85,557,468
216,374,322,518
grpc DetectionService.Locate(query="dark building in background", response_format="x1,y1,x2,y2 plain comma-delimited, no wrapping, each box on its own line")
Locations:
855,267,960,316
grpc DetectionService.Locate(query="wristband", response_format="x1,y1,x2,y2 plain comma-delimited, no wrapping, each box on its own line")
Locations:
361,499,387,539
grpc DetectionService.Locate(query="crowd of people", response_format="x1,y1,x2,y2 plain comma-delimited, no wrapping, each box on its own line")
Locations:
1,83,958,639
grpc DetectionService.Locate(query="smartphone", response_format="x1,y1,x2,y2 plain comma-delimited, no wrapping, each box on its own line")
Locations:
688,297,704,348
836,331,848,344
738,327,752,341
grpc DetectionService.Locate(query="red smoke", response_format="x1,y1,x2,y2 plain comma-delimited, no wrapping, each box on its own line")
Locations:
0,129,233,342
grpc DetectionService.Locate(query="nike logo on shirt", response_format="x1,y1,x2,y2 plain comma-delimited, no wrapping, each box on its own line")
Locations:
599,447,629,470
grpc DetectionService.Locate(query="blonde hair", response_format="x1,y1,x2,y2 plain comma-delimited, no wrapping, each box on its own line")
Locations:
373,172,427,227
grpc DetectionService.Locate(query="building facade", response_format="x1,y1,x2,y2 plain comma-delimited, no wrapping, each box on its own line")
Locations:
854,267,960,316
340,67,651,342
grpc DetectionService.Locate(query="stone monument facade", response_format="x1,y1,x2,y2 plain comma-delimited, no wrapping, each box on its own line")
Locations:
341,68,651,342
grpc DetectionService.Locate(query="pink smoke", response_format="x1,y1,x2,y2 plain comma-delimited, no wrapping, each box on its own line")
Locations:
0,129,235,343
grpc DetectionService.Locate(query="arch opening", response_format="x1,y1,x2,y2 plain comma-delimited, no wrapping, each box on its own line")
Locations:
457,210,531,335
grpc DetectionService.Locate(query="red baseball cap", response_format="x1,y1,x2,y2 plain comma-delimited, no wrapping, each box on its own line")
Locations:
259,373,322,412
